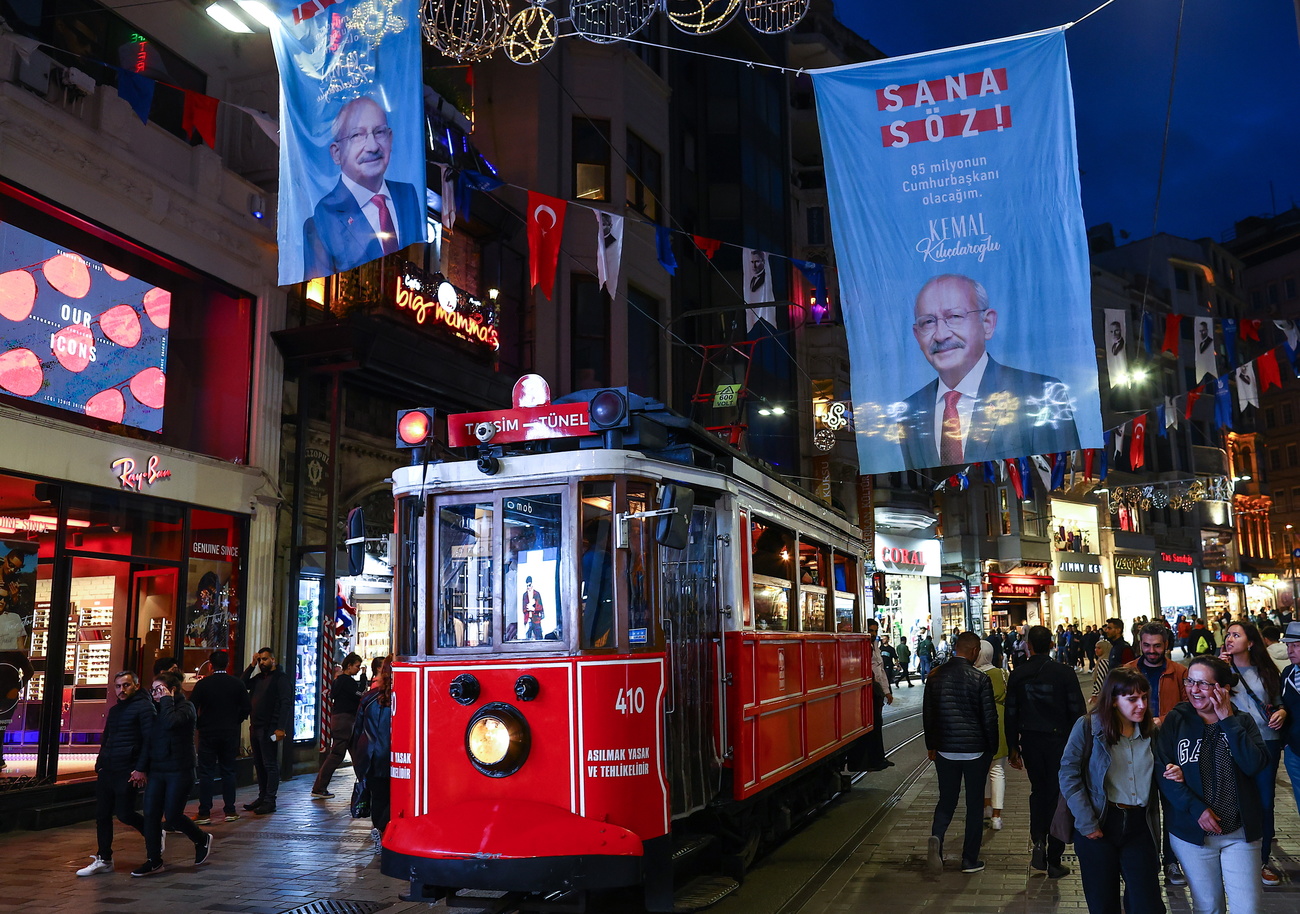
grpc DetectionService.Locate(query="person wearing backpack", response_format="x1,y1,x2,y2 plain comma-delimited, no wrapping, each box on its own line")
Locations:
1189,619,1217,657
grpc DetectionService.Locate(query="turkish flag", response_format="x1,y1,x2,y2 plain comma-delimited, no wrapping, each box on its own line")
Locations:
1240,319,1262,341
692,235,722,259
1130,415,1147,470
182,91,219,149
1005,458,1024,499
527,191,567,299
1257,348,1283,391
1185,385,1204,419
1162,314,1182,355
1084,448,1096,480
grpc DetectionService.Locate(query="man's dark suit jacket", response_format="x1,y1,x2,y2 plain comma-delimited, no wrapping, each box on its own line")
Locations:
1199,337,1212,353
302,178,423,278
897,356,1081,470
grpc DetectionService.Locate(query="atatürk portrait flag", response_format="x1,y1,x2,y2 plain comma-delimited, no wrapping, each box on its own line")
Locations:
528,191,568,299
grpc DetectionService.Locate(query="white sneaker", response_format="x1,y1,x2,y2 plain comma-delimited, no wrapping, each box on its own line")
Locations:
370,827,382,854
76,855,113,876
990,816,1003,831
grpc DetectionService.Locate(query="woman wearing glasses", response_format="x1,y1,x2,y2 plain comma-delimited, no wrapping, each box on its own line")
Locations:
1157,656,1268,914
1059,667,1167,914
135,672,212,877
1220,621,1289,886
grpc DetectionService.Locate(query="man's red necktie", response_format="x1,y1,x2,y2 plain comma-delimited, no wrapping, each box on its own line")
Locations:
371,194,398,255
940,390,963,464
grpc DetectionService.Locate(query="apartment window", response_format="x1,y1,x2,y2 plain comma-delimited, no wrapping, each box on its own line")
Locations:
807,206,826,246
571,275,608,390
626,131,662,222
573,118,611,202
1265,408,1276,429
1287,278,1297,300
1174,268,1190,291
1272,449,1283,471
1252,289,1264,308
627,286,661,398
1292,486,1300,509
1289,443,1298,468
1269,285,1280,305
1285,402,1295,425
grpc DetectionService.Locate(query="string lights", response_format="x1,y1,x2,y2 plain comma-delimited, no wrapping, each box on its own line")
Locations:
1106,476,1234,513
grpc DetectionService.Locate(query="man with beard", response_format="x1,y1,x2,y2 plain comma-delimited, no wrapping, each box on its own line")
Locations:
1102,617,1136,667
896,274,1080,469
1124,621,1189,885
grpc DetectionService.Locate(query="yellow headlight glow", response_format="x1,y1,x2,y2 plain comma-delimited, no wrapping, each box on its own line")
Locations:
467,715,511,765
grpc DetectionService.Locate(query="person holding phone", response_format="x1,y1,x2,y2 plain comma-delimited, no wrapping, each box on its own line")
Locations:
1157,656,1268,913
1220,621,1288,886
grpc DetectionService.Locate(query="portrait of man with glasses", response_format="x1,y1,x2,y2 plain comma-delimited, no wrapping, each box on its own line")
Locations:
896,273,1080,470
302,95,424,278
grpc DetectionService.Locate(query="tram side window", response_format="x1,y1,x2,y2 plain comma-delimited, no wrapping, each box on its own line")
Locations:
799,540,828,631
438,503,495,648
580,483,615,649
504,494,564,643
751,521,792,631
833,552,859,632
625,486,653,639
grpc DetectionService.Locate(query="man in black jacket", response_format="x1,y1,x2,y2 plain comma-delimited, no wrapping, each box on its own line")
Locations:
1006,625,1086,878
190,650,251,823
242,647,294,814
922,631,998,875
76,671,154,876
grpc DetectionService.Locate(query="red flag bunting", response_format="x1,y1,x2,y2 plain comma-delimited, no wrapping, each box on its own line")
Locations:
1162,313,1182,355
1184,385,1203,419
1130,415,1147,470
1240,319,1261,341
527,191,567,299
182,90,219,149
1084,448,1096,480
1257,348,1282,391
1005,458,1024,499
692,235,722,259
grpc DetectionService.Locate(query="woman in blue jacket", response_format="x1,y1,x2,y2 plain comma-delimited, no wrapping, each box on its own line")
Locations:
135,671,212,877
1059,667,1166,913
1156,656,1268,914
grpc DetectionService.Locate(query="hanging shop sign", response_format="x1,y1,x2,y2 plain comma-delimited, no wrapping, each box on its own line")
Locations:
874,532,939,576
1205,570,1250,585
988,573,1053,598
392,261,500,351
1055,551,1102,583
110,454,172,491
1157,551,1195,569
1114,555,1153,575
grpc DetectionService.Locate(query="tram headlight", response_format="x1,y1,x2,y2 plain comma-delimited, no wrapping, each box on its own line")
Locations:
464,702,530,777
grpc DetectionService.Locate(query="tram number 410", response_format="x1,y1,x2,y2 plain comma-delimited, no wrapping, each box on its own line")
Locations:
615,687,646,715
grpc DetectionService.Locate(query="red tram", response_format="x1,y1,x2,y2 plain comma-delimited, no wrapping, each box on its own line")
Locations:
380,383,877,910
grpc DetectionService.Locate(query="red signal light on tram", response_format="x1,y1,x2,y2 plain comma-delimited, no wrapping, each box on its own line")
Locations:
588,387,630,430
396,409,436,448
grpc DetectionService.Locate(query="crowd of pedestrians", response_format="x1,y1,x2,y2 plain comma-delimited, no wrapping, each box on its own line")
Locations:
914,613,1300,914
73,648,392,879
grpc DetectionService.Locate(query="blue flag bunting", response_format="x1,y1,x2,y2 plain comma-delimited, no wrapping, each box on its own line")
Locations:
655,225,677,275
455,169,505,224
1284,340,1300,377
984,461,997,483
1213,376,1233,429
1223,319,1238,368
1101,434,1110,481
115,69,154,125
1142,312,1154,357
1051,453,1066,491
1156,403,1167,437
1019,457,1033,499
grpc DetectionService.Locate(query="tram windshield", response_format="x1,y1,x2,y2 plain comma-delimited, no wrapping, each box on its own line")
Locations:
504,494,563,643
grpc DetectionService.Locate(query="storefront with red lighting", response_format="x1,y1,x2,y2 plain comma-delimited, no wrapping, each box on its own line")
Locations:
986,573,1054,630
0,181,258,790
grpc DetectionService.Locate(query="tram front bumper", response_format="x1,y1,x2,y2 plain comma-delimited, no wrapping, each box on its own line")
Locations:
380,798,646,894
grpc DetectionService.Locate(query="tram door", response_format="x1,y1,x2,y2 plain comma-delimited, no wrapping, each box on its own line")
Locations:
662,502,719,819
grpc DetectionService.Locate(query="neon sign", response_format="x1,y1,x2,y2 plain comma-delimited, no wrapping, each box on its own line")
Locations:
111,454,172,491
393,262,500,351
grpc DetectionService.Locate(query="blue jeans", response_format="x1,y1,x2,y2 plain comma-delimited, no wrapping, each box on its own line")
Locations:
1285,746,1300,819
197,730,240,817
931,752,992,865
250,728,281,802
143,770,207,861
1255,739,1283,863
1073,805,1165,914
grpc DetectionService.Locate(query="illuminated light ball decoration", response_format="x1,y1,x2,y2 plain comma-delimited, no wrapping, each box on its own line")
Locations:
666,0,741,35
1107,477,1233,513
504,2,559,64
420,0,510,61
744,0,810,35
813,428,835,452
571,0,658,44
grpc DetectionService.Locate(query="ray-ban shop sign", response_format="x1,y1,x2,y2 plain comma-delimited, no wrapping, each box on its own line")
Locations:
111,454,172,491
1114,555,1152,575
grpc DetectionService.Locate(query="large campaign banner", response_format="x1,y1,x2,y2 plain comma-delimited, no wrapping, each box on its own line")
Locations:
271,0,427,285
812,29,1102,475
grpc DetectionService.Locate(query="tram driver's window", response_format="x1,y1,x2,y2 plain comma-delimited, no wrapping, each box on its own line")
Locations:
833,552,858,632
751,521,792,631
580,483,616,648
503,494,564,643
438,503,495,648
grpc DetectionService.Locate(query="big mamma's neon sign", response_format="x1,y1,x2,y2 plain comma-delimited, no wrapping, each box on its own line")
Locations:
393,262,499,351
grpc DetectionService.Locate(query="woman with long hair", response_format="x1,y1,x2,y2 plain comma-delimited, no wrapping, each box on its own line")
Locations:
975,639,1008,830
354,655,393,852
1157,656,1269,914
1059,667,1166,913
1220,621,1289,886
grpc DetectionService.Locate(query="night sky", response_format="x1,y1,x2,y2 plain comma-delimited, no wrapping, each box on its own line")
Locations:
833,0,1300,244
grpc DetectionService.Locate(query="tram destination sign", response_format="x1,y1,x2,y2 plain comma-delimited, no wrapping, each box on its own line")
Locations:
448,402,591,447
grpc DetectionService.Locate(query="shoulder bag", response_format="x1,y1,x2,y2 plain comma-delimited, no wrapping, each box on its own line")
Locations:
1049,718,1092,844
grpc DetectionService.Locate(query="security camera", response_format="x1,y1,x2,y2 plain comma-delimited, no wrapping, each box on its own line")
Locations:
473,422,496,444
